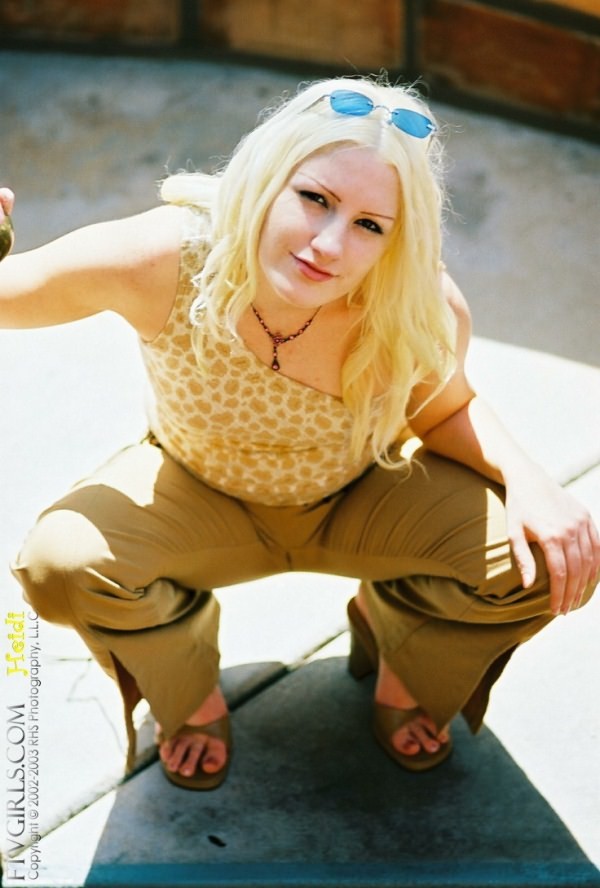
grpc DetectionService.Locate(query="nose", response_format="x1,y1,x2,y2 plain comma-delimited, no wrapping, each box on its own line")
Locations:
310,218,345,260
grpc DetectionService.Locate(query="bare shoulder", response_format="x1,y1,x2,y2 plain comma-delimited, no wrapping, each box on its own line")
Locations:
51,202,189,338
440,269,472,356
102,204,185,267
441,269,471,324
406,271,476,436
110,204,188,339
127,203,184,244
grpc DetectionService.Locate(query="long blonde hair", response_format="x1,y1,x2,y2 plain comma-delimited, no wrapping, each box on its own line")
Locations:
161,75,456,467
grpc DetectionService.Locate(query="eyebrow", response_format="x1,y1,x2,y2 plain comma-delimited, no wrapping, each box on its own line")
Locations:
298,173,396,222
362,209,396,221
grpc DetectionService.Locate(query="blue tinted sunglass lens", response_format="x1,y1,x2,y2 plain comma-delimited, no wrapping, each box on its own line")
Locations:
326,90,435,138
390,109,435,138
329,90,374,117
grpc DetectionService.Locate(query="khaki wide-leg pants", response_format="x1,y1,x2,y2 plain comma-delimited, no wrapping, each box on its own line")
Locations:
13,439,579,770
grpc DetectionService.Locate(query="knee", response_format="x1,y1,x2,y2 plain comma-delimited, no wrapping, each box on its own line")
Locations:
12,509,107,627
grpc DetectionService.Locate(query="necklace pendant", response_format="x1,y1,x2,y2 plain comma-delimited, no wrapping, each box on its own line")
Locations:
251,303,320,374
271,344,281,371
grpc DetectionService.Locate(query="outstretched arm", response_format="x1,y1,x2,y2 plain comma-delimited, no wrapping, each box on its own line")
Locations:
408,272,600,616
0,187,182,340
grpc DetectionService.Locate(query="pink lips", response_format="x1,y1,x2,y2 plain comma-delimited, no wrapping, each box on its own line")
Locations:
293,254,334,282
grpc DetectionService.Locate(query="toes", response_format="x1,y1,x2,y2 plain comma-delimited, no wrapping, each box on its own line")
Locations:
201,738,228,774
159,734,227,777
392,714,448,757
164,736,203,773
179,743,203,778
394,727,440,756
410,722,441,754
158,736,178,766
396,735,421,755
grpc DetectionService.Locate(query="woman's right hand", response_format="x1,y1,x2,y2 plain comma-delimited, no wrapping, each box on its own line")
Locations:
0,187,15,218
0,187,15,260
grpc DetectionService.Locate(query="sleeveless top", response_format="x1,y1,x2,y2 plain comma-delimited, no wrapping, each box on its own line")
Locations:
139,206,375,506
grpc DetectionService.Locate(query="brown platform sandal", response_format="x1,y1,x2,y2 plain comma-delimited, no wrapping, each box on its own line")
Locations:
157,716,231,791
347,596,452,772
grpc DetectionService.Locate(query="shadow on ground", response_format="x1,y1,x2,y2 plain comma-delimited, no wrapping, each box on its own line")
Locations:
81,657,600,888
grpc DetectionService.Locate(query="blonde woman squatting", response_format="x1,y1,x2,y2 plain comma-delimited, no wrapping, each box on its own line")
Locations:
1,77,598,790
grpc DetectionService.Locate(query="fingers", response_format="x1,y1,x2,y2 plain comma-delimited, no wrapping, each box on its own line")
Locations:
573,523,597,609
508,490,599,617
0,187,15,219
0,188,15,261
537,513,599,617
543,539,571,616
508,526,537,590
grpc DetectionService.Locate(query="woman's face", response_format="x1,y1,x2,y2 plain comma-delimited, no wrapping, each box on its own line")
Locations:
256,146,400,314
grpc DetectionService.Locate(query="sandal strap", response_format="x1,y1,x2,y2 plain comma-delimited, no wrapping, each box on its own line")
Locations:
374,703,423,735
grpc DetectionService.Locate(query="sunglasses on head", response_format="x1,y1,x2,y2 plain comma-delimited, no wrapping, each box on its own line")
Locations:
318,89,436,139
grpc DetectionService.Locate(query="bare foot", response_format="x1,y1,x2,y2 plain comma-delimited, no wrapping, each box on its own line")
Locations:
156,686,229,778
354,592,449,758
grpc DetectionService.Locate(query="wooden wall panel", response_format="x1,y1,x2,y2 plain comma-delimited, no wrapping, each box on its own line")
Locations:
200,0,405,70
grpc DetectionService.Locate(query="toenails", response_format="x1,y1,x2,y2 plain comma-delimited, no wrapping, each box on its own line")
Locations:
374,703,453,772
157,716,232,791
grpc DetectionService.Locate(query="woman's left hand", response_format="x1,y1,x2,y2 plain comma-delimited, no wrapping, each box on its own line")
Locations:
408,274,600,615
504,469,600,615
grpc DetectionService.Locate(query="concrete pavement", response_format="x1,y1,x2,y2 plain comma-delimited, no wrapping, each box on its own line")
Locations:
0,50,599,887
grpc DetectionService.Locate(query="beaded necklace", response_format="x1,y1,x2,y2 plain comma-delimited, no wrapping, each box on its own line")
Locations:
251,304,320,371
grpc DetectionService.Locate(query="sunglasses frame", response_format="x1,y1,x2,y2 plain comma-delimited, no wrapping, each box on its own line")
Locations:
319,89,437,140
